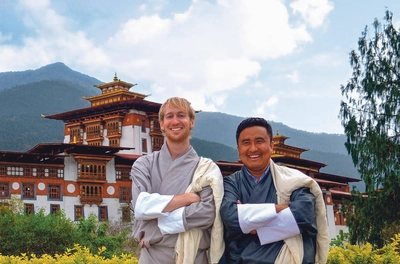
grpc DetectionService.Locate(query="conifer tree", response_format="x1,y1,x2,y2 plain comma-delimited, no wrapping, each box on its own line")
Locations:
340,10,400,247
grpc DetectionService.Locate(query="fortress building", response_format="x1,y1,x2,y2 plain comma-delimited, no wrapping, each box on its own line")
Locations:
0,75,360,239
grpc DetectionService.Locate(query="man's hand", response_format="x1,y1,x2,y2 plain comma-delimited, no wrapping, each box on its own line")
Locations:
276,204,289,213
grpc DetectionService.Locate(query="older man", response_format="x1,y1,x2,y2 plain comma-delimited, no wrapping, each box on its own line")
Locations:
220,117,329,264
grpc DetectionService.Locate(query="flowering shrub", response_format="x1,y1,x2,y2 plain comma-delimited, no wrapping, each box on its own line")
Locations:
328,233,400,263
0,244,138,264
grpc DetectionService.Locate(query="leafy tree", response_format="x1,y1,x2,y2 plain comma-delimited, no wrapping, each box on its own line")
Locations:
0,208,77,256
339,10,400,247
75,214,130,259
0,208,130,258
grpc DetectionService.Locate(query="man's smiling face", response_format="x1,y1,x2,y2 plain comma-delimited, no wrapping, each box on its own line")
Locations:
237,125,274,178
160,105,194,144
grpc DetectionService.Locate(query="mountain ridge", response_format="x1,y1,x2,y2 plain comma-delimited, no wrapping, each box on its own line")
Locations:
0,62,363,190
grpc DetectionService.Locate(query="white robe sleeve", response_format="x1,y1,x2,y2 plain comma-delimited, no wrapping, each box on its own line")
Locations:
134,192,173,220
158,207,186,235
256,207,300,245
237,203,277,234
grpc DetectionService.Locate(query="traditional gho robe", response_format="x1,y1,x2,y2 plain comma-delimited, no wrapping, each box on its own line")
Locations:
220,159,328,264
131,144,220,264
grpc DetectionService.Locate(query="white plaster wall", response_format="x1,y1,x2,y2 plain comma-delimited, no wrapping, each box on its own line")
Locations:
103,132,110,146
103,197,122,223
85,204,99,218
63,196,81,220
120,125,136,151
64,155,78,181
326,204,337,240
106,159,116,183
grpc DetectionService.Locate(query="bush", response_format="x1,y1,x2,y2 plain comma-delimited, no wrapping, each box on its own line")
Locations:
0,208,77,256
0,207,136,258
328,233,400,263
0,244,138,263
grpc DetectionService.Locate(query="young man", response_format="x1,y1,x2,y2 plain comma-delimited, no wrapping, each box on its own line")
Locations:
131,97,224,264
220,117,329,264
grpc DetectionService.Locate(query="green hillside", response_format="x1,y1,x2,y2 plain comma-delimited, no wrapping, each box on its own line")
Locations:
0,62,101,92
0,79,95,151
0,62,362,190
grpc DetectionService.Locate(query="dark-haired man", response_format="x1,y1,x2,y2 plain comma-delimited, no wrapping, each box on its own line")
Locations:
220,117,329,264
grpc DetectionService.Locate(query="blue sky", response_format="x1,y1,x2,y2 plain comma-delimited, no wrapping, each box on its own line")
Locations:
1,0,399,134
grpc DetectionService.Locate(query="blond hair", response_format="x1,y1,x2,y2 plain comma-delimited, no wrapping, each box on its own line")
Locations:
159,97,196,122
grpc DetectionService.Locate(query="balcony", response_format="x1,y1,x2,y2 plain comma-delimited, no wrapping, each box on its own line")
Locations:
80,194,103,206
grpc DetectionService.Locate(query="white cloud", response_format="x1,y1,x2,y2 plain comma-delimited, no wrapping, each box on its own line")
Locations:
290,0,334,28
0,0,335,131
111,15,171,45
102,0,329,111
255,96,279,115
0,0,109,71
286,71,300,83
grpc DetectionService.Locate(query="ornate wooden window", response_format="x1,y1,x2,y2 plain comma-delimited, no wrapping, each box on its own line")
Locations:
152,136,164,151
25,203,34,214
116,167,131,181
107,121,121,136
80,184,103,205
75,205,84,221
70,126,84,143
150,118,161,133
99,206,108,221
142,138,148,153
22,183,35,199
48,184,62,200
50,204,60,214
77,162,106,180
0,182,10,198
141,120,146,132
86,124,103,139
119,187,132,203
7,166,23,176
88,141,102,146
109,138,120,147
0,165,6,176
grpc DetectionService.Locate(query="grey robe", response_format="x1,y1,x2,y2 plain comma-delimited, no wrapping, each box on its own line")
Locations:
131,144,215,264
219,167,317,264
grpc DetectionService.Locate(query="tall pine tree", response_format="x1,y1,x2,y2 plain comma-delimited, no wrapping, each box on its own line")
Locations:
340,10,400,247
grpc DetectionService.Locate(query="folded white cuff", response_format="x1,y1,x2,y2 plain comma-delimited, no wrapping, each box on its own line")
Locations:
257,207,300,245
238,203,277,234
157,207,185,235
134,192,173,220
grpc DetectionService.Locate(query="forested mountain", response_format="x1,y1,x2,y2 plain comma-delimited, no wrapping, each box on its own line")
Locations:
0,62,100,92
0,62,363,190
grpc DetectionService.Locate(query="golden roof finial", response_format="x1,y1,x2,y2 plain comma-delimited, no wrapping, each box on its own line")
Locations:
113,73,118,82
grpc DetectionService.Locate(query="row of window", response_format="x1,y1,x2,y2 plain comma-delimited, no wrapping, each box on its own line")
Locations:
0,182,132,203
0,182,63,200
0,164,130,182
78,163,106,179
70,121,123,143
68,118,157,150
0,166,64,178
24,203,115,222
